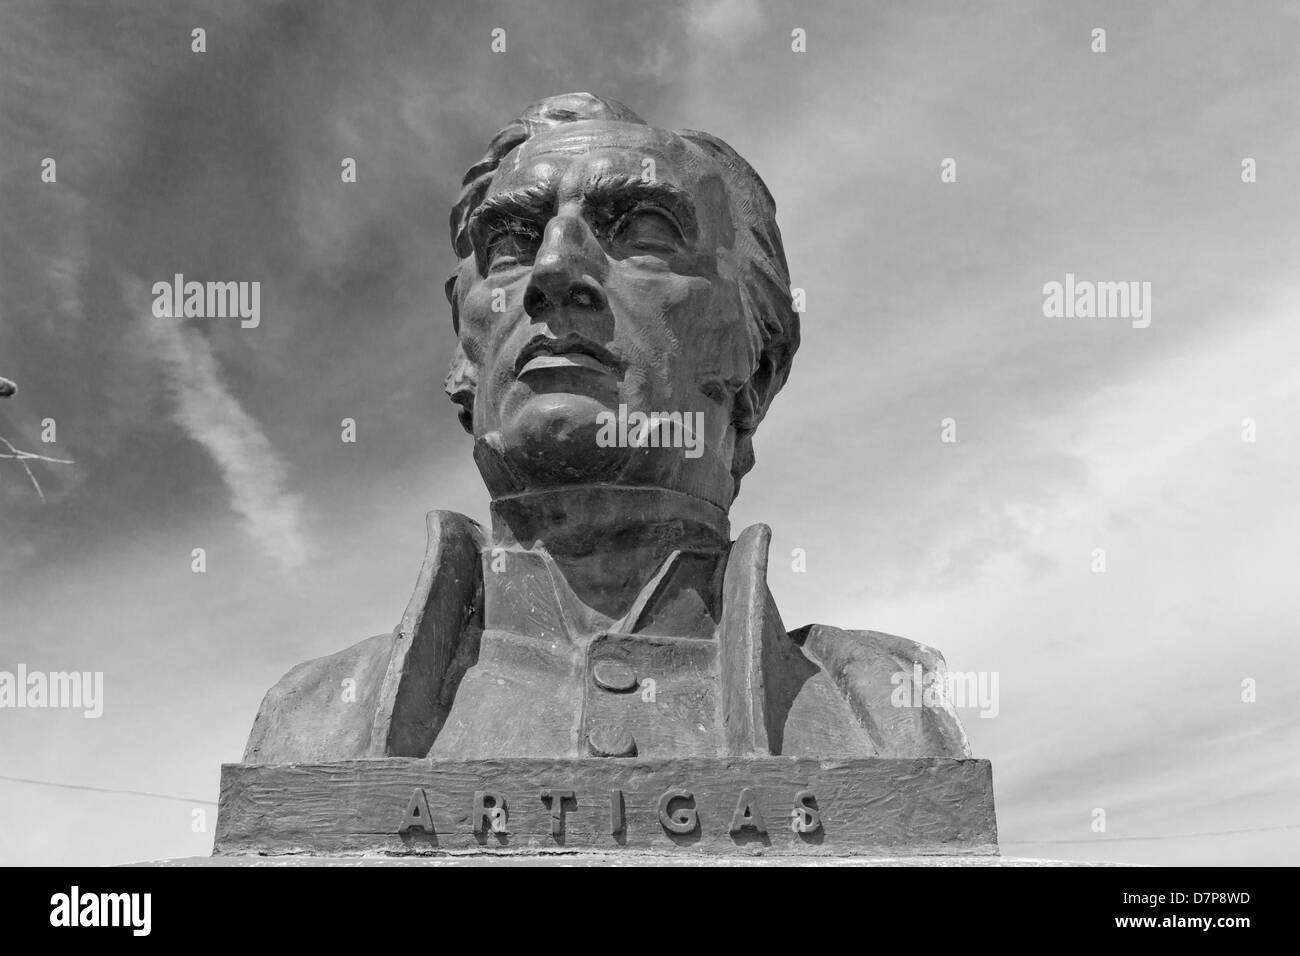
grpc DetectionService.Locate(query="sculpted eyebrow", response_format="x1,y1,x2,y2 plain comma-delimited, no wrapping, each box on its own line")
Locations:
582,173,698,239
467,185,556,245
466,175,699,257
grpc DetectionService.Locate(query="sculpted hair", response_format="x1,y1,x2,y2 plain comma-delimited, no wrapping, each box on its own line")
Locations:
444,93,800,497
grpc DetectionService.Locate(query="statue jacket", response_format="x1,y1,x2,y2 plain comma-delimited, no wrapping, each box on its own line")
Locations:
243,511,970,764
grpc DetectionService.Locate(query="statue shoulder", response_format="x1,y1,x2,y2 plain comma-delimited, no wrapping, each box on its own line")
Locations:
790,623,972,758
243,631,397,764
241,509,486,764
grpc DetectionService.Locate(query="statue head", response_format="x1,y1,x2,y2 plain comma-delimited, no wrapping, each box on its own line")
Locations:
443,93,798,513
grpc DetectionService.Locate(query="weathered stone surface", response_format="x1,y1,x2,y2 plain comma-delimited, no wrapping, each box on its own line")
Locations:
157,854,1121,867
214,757,997,858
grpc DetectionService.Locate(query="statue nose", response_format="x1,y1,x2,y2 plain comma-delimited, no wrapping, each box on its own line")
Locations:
524,215,607,318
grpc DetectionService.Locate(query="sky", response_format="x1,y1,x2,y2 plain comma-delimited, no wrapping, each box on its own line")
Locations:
1,0,1298,866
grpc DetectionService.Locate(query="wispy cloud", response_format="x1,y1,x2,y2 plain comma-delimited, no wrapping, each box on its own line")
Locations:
129,281,307,572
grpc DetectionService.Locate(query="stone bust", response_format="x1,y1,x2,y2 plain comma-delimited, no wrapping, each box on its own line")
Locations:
244,93,970,764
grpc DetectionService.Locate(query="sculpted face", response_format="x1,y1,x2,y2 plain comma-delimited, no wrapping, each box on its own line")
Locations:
451,121,760,509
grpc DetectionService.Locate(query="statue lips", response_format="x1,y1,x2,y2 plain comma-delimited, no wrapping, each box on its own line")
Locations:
514,334,623,382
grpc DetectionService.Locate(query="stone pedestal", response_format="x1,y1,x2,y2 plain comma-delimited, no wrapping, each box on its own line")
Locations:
214,756,998,860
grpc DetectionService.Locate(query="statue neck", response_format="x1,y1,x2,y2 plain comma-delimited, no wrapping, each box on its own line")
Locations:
489,486,730,618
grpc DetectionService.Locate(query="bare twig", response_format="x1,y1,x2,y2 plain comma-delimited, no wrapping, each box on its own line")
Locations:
0,435,74,503
0,375,74,503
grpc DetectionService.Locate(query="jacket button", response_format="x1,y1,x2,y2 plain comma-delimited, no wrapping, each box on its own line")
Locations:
592,660,638,693
587,723,637,757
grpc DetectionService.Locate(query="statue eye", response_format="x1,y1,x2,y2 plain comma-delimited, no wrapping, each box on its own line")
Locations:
486,225,540,269
611,207,682,254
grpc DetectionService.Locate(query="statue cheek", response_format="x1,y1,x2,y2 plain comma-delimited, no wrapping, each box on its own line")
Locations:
694,274,754,381
639,274,722,334
460,283,519,363
460,285,495,336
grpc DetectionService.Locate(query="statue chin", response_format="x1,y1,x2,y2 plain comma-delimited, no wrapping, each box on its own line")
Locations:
498,397,631,487
479,396,693,497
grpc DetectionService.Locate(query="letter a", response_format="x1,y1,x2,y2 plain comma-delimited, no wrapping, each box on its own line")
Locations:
400,788,435,833
729,787,768,835
152,281,172,318
595,411,617,448
1042,281,1063,317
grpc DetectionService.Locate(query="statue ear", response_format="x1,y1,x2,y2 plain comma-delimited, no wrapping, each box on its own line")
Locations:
444,343,477,435
732,347,779,436
444,273,461,333
443,269,477,433
729,341,794,499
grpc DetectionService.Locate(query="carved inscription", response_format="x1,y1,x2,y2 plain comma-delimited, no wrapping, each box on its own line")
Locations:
400,783,821,839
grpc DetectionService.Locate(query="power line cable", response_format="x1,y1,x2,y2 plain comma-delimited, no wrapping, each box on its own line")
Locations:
0,773,216,806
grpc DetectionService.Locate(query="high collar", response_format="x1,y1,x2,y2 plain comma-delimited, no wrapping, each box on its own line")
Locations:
482,544,726,643
488,485,730,554
486,486,731,623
